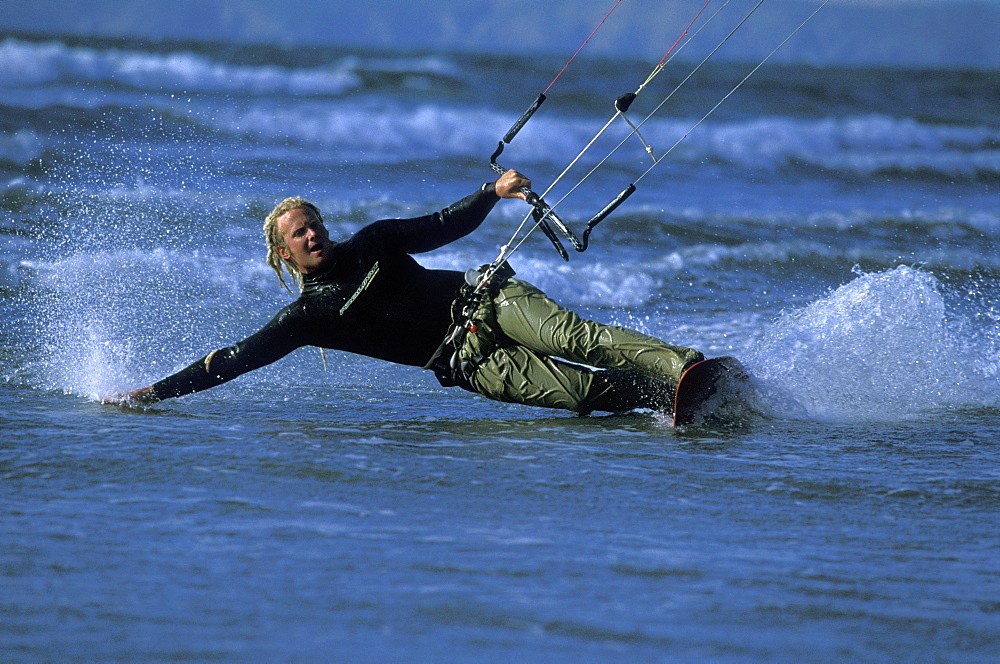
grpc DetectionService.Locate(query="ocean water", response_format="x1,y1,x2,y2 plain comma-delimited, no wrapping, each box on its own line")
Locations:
2,28,999,662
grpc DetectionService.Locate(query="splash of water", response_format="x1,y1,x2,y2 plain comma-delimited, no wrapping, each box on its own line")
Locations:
18,248,277,400
745,265,1000,423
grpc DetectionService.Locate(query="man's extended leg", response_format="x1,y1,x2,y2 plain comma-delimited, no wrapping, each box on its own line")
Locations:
470,344,673,413
492,279,702,384
460,278,702,413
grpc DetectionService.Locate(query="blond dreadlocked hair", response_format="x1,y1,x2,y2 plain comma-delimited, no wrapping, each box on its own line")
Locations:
263,196,323,292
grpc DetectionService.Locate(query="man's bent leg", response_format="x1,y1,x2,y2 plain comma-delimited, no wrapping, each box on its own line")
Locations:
492,279,703,385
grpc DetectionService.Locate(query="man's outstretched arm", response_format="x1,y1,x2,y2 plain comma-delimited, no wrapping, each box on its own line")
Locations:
102,310,305,405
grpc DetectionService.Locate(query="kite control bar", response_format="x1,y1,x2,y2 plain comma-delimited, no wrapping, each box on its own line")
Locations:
491,82,636,261
490,141,635,261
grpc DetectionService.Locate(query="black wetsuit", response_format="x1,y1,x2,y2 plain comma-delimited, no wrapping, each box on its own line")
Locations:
150,184,499,400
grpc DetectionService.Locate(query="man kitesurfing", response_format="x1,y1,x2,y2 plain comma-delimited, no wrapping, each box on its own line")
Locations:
103,169,704,414
103,0,828,419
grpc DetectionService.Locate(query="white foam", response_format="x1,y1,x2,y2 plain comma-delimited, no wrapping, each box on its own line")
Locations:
0,38,361,96
206,104,1000,181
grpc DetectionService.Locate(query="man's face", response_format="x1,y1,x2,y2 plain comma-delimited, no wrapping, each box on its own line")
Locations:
275,207,333,274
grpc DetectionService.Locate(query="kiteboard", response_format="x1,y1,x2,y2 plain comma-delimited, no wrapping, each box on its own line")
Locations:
673,356,750,427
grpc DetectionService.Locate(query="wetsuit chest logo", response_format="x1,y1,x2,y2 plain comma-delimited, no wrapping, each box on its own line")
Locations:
339,262,380,316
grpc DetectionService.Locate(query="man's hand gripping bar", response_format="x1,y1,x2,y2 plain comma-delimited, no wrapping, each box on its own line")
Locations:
490,142,635,261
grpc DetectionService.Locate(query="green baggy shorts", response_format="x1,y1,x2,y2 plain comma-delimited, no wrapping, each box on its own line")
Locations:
460,278,703,412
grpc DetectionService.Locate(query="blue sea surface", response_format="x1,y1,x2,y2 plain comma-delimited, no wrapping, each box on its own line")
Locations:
1,24,999,663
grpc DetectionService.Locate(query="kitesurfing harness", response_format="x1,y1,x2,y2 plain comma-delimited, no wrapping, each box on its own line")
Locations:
423,260,516,391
